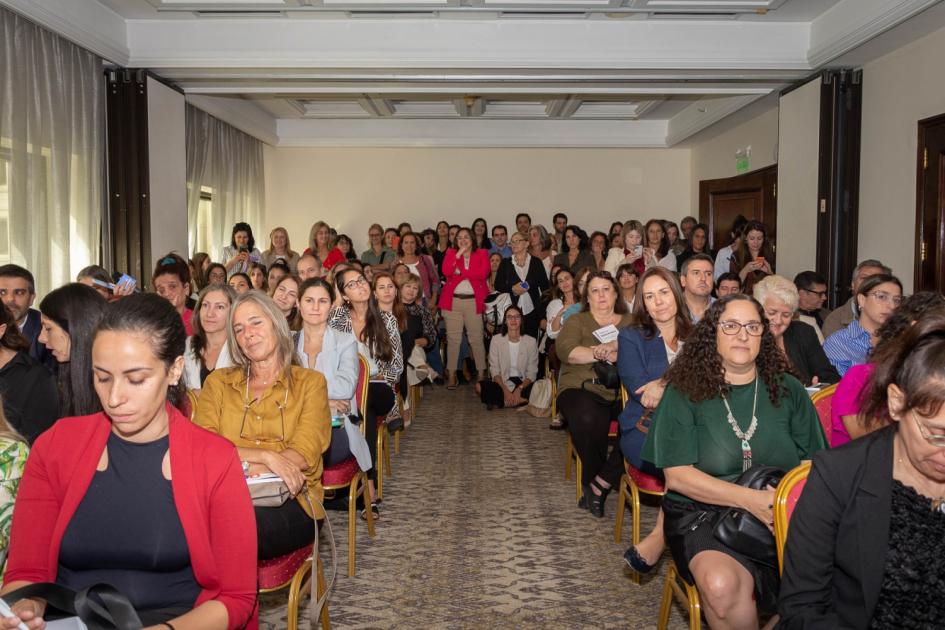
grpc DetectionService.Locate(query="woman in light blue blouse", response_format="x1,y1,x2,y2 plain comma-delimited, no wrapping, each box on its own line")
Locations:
295,278,371,472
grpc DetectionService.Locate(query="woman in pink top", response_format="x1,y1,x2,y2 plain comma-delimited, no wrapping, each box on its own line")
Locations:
831,291,945,447
439,227,490,389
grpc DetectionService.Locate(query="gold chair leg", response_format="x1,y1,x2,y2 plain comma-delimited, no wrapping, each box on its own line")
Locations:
383,429,393,478
614,474,628,543
362,473,375,538
687,581,702,630
394,429,400,455
376,428,385,501
287,558,313,630
629,480,642,585
346,479,358,576
657,562,676,630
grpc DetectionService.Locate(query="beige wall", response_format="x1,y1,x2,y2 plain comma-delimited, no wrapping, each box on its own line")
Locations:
689,97,780,210
146,77,188,263
263,147,691,253
777,79,822,281
859,23,945,294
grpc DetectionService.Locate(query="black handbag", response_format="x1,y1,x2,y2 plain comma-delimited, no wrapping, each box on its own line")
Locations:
2,582,145,629
591,360,620,389
712,465,785,566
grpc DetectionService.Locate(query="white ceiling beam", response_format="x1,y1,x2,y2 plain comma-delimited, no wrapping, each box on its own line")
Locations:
664,92,768,146
0,0,130,64
545,95,583,118
276,116,669,147
453,96,486,116
357,94,396,116
175,82,777,95
125,18,810,69
631,98,663,118
185,94,280,145
808,0,941,68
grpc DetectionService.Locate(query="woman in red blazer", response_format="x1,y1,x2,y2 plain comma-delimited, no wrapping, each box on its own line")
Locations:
439,227,490,389
1,294,257,630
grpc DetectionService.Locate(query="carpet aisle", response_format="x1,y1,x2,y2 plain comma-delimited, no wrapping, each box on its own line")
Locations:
260,383,688,629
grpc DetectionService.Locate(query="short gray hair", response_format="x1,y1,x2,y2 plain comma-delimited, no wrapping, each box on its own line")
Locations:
227,290,299,375
753,274,799,313
851,259,891,285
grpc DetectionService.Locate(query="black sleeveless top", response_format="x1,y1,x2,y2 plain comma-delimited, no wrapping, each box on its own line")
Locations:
58,433,200,614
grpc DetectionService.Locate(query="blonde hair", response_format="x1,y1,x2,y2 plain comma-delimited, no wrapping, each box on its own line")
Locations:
226,290,300,380
308,221,332,252
267,227,298,258
753,274,799,313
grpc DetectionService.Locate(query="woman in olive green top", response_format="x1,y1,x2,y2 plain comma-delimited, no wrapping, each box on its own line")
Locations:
556,270,634,518
642,294,826,627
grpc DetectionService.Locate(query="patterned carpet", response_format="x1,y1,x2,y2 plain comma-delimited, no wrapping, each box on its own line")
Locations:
260,384,690,629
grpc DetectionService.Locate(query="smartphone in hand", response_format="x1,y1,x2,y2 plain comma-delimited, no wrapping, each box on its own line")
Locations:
520,281,529,290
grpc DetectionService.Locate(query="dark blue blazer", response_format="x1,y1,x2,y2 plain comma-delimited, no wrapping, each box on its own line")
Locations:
21,308,54,371
616,326,669,469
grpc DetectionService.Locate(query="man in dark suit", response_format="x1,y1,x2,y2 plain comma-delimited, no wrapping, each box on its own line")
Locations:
0,264,53,369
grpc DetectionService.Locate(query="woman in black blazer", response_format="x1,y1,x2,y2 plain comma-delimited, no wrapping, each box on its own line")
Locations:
494,231,550,339
778,311,945,629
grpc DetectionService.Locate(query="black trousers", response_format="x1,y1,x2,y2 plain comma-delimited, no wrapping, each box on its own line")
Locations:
366,382,395,482
557,388,624,487
256,499,315,560
480,377,534,408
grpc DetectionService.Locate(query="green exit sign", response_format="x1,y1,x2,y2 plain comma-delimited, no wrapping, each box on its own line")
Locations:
735,146,751,173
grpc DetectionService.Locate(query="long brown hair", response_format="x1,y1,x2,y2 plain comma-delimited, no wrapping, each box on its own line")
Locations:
372,272,407,333
0,305,30,352
633,267,693,343
190,283,237,364
664,294,793,406
335,268,395,363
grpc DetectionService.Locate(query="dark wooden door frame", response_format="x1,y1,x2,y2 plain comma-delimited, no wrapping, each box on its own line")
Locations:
915,112,945,292
698,164,778,264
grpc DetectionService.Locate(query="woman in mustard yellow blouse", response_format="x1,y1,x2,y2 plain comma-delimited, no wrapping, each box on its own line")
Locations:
194,290,331,560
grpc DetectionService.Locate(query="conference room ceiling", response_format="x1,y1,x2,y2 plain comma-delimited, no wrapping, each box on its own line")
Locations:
5,0,941,146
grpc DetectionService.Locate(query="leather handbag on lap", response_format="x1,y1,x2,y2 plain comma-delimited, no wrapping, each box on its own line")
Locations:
1,582,144,630
712,465,785,566
247,473,291,507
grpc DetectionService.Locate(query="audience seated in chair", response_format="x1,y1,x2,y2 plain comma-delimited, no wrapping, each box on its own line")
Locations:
2,293,257,629
618,267,692,575
0,305,58,444
642,295,827,627
779,309,945,629
823,273,902,377
194,291,331,561
555,271,633,518
182,283,237,393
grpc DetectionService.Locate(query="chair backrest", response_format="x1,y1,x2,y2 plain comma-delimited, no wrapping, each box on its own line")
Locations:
774,461,812,574
179,388,198,420
620,384,628,407
357,355,370,436
810,383,838,445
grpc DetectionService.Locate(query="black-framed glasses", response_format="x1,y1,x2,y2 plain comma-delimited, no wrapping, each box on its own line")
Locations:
912,410,945,447
343,276,368,291
239,379,289,444
719,320,765,336
800,288,828,299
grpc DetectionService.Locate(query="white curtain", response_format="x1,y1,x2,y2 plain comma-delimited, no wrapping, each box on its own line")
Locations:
185,105,265,259
0,7,104,296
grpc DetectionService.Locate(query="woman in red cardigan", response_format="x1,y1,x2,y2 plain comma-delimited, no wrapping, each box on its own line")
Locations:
1,293,257,630
439,227,490,389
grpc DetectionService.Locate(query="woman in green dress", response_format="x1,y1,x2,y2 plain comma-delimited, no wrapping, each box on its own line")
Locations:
642,294,827,628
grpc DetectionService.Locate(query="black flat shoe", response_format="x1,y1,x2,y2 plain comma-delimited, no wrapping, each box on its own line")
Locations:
586,479,609,518
623,546,656,574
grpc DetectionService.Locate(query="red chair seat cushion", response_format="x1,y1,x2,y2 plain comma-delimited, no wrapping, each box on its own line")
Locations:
258,545,311,590
608,420,618,436
322,456,359,487
627,463,665,493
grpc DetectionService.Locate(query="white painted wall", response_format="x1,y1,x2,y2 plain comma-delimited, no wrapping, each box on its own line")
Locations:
146,76,188,263
263,147,692,253
688,96,780,210
777,79,821,281
859,22,945,293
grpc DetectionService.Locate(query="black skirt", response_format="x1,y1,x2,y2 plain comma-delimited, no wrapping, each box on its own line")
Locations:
662,496,780,614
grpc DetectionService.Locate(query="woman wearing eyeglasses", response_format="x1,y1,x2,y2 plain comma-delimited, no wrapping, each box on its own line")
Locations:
823,274,902,377
330,268,403,520
780,310,945,629
194,291,331,561
641,295,826,627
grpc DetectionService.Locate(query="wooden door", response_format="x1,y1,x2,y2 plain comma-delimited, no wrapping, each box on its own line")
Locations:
699,165,778,269
915,113,945,292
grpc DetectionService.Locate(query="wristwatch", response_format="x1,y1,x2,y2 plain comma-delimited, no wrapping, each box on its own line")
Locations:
241,460,250,476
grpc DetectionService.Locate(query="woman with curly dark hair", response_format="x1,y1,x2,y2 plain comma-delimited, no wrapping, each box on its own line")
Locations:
641,294,826,627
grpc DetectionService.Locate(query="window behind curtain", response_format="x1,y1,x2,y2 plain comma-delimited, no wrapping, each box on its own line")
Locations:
0,7,104,297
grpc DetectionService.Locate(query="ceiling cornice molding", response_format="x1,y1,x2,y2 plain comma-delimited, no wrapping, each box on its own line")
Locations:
275,118,669,148
185,94,279,145
807,0,942,68
665,93,769,147
125,18,810,70
0,0,129,64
